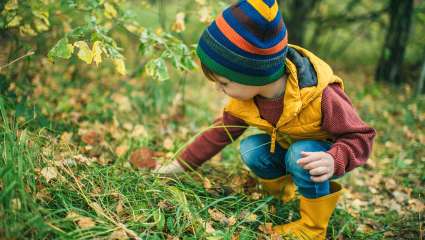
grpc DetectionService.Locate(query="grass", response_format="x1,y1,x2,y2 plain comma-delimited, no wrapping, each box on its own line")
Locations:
1,63,424,239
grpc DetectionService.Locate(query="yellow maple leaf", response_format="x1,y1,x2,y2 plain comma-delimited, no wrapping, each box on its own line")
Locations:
113,58,127,75
73,41,93,64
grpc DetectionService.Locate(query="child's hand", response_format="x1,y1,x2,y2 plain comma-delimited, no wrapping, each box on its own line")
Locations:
297,151,335,183
152,159,185,175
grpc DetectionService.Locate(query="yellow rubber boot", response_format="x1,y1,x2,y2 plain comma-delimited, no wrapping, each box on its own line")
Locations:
258,175,297,203
273,182,343,240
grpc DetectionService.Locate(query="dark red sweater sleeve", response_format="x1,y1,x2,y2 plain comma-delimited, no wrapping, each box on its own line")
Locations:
321,84,377,176
177,111,248,170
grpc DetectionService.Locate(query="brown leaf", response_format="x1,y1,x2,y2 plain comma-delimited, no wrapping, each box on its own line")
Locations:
116,200,125,215
77,217,96,229
204,221,215,234
227,216,237,226
408,198,424,213
384,178,397,190
258,223,273,234
129,147,157,170
109,229,128,240
81,131,103,145
392,191,408,203
208,208,226,223
158,200,175,211
203,178,212,190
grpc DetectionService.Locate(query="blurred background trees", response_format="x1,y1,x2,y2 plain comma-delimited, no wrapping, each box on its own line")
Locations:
0,0,424,95
279,0,423,93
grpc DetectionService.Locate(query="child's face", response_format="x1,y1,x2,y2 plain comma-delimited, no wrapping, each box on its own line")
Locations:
213,75,260,100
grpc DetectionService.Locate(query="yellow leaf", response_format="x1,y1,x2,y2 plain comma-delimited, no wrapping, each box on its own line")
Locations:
92,41,104,66
5,0,18,11
34,18,49,32
33,9,50,32
195,0,206,5
11,198,21,211
113,58,127,75
66,211,82,220
199,7,212,23
73,41,93,64
19,24,37,36
171,12,186,33
104,2,117,19
6,15,22,28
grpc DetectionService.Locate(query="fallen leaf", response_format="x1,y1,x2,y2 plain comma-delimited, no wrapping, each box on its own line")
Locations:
60,132,73,144
115,145,129,157
109,229,128,240
129,147,157,170
78,217,96,229
41,166,58,182
112,94,131,112
258,222,273,234
227,216,237,226
241,211,257,222
81,131,103,146
203,178,212,190
408,198,424,213
384,178,397,190
388,200,402,215
208,208,226,223
392,191,408,203
66,211,82,220
204,221,215,234
130,124,147,138
163,138,173,150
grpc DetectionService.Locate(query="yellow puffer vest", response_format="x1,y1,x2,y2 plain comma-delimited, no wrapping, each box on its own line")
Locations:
224,45,344,152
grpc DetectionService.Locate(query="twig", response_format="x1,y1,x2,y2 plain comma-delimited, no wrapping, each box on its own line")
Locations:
0,50,35,72
60,165,141,240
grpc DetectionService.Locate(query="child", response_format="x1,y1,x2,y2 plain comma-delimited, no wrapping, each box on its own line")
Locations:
154,0,376,239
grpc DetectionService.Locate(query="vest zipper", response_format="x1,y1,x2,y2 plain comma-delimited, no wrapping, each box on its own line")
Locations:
270,127,277,153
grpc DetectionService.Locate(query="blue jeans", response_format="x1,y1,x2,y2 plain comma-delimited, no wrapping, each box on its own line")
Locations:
240,134,335,198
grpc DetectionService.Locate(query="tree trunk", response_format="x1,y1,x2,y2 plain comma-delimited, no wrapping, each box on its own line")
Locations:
375,0,414,84
280,0,320,46
417,58,425,96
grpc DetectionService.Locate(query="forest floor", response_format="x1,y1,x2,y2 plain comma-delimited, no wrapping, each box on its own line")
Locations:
0,62,424,239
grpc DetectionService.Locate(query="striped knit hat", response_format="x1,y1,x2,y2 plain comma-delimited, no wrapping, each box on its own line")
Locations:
196,0,288,86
